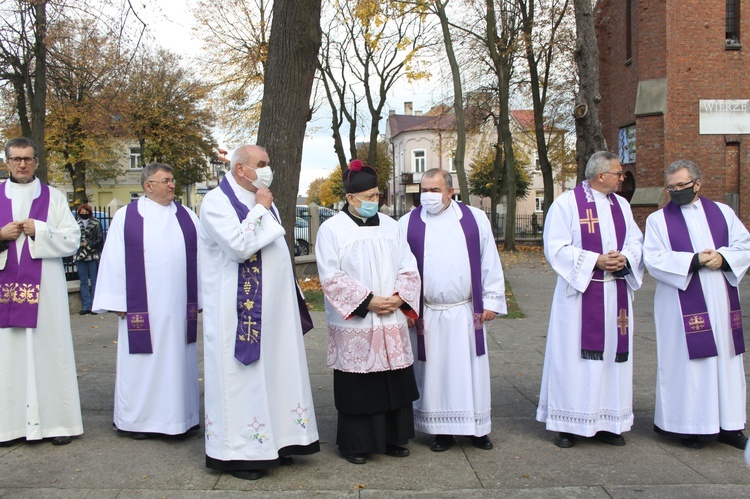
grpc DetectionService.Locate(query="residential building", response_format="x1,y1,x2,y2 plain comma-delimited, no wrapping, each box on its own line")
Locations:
596,0,750,226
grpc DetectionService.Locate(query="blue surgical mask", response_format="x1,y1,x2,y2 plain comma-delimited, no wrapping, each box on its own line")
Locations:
354,197,379,218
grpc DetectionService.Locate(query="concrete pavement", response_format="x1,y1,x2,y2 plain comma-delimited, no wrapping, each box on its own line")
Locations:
1,251,750,497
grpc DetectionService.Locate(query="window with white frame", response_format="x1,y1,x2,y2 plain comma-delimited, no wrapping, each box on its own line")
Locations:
449,150,457,172
535,191,544,212
129,147,142,169
413,150,426,173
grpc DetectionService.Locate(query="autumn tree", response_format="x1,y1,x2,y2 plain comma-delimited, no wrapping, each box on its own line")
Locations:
319,167,344,207
45,20,124,205
356,141,393,193
306,176,325,205
468,144,531,200
256,0,322,257
516,0,572,218
192,0,269,143
318,0,431,172
119,48,216,196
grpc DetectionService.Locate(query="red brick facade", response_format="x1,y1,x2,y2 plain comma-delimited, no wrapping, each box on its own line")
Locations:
596,0,750,226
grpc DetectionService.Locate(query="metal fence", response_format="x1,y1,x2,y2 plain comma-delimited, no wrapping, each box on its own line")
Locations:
64,206,114,281
486,212,544,239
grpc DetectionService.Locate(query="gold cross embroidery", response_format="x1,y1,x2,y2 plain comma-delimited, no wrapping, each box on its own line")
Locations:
617,308,628,336
580,208,599,234
731,311,742,329
688,315,705,331
130,314,145,329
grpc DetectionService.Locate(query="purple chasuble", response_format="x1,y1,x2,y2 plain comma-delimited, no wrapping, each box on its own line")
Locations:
663,197,745,359
0,180,49,328
406,203,485,361
219,177,313,366
574,182,629,362
124,201,198,354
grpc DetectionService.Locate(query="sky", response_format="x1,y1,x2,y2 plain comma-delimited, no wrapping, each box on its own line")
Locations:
136,0,442,196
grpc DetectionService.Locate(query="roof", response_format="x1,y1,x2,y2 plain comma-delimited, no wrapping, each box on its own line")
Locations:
388,105,488,138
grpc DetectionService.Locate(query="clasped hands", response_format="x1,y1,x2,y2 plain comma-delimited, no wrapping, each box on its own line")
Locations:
367,295,404,316
698,248,723,271
596,250,627,273
0,220,36,240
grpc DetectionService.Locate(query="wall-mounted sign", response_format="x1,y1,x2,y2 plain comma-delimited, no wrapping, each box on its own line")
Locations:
699,100,750,134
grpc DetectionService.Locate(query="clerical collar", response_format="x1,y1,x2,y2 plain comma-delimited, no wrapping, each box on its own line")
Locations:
9,174,35,184
343,202,380,226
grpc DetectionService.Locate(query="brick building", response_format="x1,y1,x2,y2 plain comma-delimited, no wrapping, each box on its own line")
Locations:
596,0,750,226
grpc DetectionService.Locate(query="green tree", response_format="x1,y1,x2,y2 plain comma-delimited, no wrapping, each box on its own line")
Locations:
468,145,530,200
355,141,393,193
306,176,326,205
319,167,344,207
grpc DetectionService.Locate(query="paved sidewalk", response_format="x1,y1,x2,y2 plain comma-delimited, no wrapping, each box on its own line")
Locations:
1,251,749,498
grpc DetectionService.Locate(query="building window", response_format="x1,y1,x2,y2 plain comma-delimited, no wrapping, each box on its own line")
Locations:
625,0,632,62
618,124,636,164
413,150,426,173
448,150,458,172
129,147,142,169
727,0,741,48
535,191,544,212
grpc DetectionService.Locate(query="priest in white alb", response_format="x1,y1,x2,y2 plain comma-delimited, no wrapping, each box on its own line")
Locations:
537,151,643,448
645,159,750,450
200,145,319,481
93,163,200,440
0,137,82,447
316,159,421,465
398,168,506,452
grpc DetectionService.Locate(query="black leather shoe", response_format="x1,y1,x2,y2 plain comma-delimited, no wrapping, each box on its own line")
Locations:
230,470,264,480
344,453,367,465
430,434,454,452
79,310,90,315
680,436,703,449
554,432,576,448
470,435,493,450
280,456,294,466
51,436,72,446
717,429,748,450
595,431,626,446
385,444,410,457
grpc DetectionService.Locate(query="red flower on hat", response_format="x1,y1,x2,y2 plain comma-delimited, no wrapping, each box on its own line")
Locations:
349,159,363,172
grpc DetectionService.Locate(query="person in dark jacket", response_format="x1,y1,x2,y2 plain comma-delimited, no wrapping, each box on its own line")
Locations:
75,203,103,315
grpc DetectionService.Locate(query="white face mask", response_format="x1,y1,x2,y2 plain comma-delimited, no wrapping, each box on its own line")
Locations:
247,166,273,189
420,192,447,214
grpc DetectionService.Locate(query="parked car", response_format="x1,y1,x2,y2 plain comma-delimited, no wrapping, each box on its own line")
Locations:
294,217,311,256
296,205,336,224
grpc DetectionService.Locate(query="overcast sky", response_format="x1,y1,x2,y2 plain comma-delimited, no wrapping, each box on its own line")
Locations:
137,0,441,196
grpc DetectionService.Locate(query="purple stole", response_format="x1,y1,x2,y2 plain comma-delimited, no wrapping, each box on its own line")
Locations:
574,182,629,362
219,177,313,366
0,180,49,328
663,197,745,359
124,200,198,354
406,203,485,361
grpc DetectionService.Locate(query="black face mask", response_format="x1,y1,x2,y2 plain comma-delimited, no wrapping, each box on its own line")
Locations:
79,213,91,220
669,187,696,206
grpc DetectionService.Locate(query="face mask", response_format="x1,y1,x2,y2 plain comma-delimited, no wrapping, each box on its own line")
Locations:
252,166,273,189
354,198,379,218
79,213,91,220
669,186,696,206
420,192,447,214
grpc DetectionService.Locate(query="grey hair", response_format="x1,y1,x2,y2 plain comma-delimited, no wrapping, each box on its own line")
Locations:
5,137,38,159
584,151,620,180
140,162,174,190
422,168,453,189
665,159,701,184
229,145,267,173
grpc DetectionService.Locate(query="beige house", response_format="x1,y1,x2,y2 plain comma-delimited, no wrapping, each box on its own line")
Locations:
385,103,573,225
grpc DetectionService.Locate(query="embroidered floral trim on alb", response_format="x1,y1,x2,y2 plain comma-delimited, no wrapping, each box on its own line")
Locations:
394,270,421,310
327,322,414,373
321,273,370,318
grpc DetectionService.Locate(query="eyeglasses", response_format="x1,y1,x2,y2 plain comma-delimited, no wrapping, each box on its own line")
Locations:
602,171,625,178
7,156,37,165
147,178,175,186
666,180,696,193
